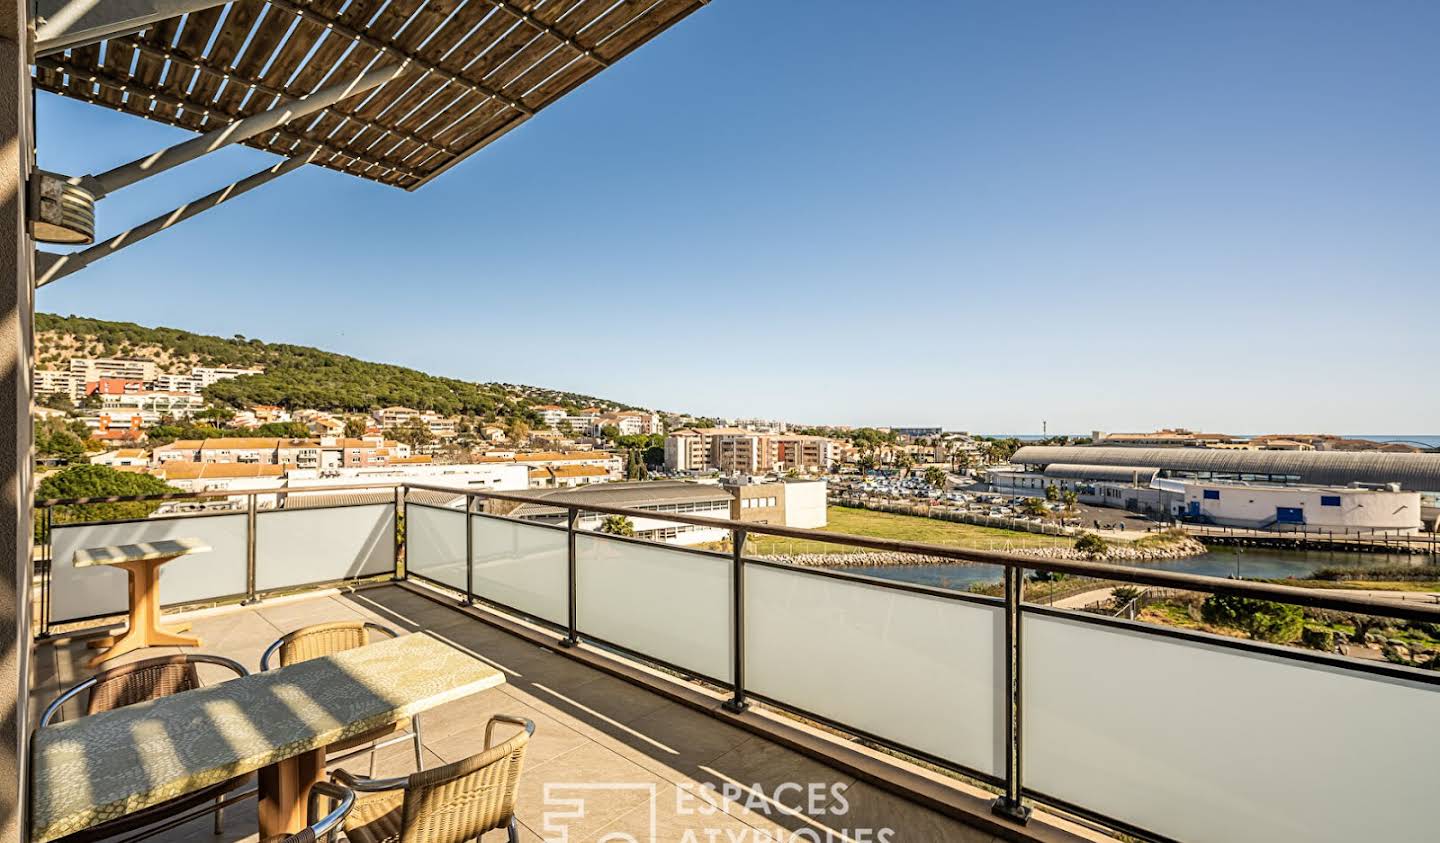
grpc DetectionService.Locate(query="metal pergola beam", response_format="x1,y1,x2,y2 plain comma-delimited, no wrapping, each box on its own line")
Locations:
35,0,231,57
84,61,406,197
37,150,317,287
112,37,455,159
36,56,429,182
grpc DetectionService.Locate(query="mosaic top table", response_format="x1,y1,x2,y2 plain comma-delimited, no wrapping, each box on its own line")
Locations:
72,539,210,667
31,632,506,841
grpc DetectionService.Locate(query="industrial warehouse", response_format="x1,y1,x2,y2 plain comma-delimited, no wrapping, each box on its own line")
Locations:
994,445,1440,530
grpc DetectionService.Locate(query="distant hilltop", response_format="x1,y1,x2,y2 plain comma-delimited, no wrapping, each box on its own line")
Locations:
34,313,635,420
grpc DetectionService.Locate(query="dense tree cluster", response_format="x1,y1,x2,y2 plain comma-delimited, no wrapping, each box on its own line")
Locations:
35,417,94,463
146,421,312,444
36,465,181,537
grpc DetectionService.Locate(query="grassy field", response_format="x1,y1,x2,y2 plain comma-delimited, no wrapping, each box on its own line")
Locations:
1264,579,1440,593
731,505,1073,556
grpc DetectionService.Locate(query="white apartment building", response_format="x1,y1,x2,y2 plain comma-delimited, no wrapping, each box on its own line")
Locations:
375,406,420,428
68,357,159,383
192,366,264,387
596,412,647,436
33,369,86,400
534,405,569,428
153,373,204,392
99,390,204,417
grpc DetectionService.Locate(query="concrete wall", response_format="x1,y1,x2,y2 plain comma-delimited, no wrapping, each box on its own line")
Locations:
1184,483,1421,531
783,480,828,528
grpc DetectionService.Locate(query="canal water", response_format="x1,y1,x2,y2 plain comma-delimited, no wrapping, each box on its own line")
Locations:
837,546,1439,593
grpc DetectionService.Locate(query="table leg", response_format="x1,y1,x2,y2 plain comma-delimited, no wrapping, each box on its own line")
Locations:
85,558,202,667
258,747,326,838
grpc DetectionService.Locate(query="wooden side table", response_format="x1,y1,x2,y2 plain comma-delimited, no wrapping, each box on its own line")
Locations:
73,539,210,667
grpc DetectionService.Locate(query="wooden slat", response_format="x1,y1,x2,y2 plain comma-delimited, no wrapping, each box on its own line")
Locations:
219,3,292,114
496,0,612,101
252,0,348,107
298,0,425,142
187,1,265,110
139,17,184,122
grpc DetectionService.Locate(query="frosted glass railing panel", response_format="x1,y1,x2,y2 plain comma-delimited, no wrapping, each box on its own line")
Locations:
746,564,1004,777
575,534,731,682
406,504,468,591
254,504,394,592
1024,612,1440,843
49,514,248,623
470,515,569,626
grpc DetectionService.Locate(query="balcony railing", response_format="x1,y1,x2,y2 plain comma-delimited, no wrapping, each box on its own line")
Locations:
33,481,1440,843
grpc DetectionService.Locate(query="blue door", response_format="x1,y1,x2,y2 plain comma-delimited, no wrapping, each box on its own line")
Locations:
1276,506,1304,524
1188,501,1201,517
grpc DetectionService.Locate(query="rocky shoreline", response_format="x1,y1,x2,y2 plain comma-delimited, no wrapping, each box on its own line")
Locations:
761,536,1209,569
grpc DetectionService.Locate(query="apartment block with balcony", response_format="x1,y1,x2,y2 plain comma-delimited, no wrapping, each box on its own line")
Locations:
665,429,842,474
31,370,85,400
66,357,160,383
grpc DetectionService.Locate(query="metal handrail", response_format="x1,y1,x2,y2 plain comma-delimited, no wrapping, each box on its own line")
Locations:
36,479,1440,621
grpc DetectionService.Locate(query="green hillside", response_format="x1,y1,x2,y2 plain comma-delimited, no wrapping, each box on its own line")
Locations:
35,313,626,419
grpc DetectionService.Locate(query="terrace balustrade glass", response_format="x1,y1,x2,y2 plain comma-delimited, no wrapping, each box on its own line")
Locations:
32,483,1440,843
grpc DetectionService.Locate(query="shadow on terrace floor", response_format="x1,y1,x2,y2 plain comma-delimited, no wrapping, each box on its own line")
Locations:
31,584,1073,843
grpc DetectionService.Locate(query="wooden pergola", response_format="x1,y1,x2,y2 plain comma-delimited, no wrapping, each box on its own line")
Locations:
35,0,708,190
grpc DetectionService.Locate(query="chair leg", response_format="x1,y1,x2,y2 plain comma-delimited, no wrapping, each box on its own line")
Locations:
368,744,377,778
507,817,519,843
212,795,224,835
412,715,425,771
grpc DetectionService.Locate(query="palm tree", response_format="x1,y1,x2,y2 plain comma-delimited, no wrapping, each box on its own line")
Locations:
924,466,947,489
1062,489,1079,515
598,515,634,536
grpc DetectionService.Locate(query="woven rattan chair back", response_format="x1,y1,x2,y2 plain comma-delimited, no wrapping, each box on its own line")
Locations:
272,621,397,668
85,654,202,715
398,729,530,843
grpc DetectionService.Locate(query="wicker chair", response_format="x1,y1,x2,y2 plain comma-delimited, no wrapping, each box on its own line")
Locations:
38,654,253,842
331,715,533,843
261,621,424,774
267,781,355,843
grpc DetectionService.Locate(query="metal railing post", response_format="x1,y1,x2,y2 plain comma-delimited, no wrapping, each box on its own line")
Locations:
724,527,749,713
242,493,258,604
559,507,579,647
992,562,1031,824
463,493,474,606
39,505,53,638
394,486,405,580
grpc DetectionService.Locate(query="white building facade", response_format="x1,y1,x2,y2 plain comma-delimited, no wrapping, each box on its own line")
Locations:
1181,482,1421,532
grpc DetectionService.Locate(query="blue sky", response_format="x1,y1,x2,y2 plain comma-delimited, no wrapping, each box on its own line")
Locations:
34,1,1440,433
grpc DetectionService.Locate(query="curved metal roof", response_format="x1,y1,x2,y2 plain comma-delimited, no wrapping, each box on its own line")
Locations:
1012,446,1440,490
1042,463,1159,484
